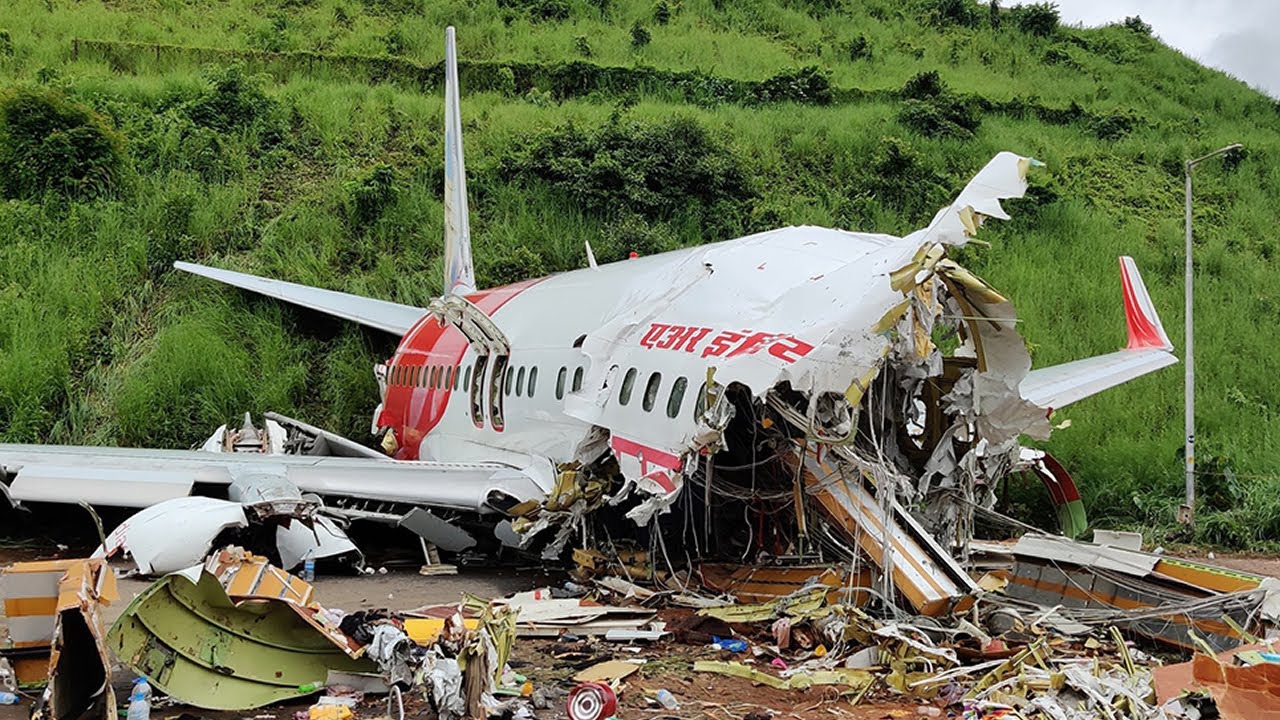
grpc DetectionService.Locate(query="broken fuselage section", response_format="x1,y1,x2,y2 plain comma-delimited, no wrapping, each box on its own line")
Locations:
373,153,1150,614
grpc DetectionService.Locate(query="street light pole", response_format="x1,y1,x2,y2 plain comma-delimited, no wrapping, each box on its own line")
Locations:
1180,142,1242,526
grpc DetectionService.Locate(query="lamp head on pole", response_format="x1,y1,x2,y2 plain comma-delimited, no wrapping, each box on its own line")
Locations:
1188,143,1243,171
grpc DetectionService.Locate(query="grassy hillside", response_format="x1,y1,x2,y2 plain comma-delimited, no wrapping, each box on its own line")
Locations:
1,0,1277,546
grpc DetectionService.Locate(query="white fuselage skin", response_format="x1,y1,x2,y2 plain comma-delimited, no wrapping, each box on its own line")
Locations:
381,225,916,492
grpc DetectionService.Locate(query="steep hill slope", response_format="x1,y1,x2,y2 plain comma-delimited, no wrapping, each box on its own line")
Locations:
1,0,1277,545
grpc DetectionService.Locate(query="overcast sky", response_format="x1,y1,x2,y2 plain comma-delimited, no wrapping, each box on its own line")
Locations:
1051,1,1278,97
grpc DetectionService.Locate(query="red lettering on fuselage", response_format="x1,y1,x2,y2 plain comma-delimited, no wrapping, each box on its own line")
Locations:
381,278,544,460
636,323,813,364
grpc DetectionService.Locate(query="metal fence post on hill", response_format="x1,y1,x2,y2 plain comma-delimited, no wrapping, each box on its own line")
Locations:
1180,143,1242,526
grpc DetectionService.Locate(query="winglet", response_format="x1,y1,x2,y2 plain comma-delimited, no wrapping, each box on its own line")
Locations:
443,26,477,296
1119,256,1172,351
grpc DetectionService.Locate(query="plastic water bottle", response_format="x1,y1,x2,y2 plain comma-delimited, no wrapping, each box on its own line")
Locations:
0,692,19,705
127,677,151,720
302,552,316,582
655,689,679,710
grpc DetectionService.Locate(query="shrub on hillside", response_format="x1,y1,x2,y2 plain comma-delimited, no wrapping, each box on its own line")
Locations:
902,70,945,100
183,65,280,138
0,86,128,200
1090,111,1135,141
1009,2,1059,37
753,66,832,105
920,0,979,28
1122,15,1152,36
344,163,399,231
866,137,949,214
500,116,753,232
497,0,571,22
846,35,870,61
479,244,547,287
897,72,980,138
631,22,651,48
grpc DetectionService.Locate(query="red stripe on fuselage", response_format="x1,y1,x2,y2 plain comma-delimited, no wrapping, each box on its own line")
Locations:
383,278,544,459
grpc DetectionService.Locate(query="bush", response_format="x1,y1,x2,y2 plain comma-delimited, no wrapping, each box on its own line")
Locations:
0,86,128,200
574,35,593,57
1122,15,1152,36
0,30,13,57
631,22,652,48
847,35,870,61
753,66,832,105
896,72,980,138
654,0,671,25
866,137,949,214
1090,111,1135,141
183,65,278,135
1010,2,1059,37
501,116,754,231
479,244,547,287
344,163,398,231
902,70,945,99
899,96,980,138
497,0,571,22
921,0,979,27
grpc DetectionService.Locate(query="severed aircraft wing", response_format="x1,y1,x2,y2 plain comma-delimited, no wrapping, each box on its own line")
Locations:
174,261,425,336
0,444,546,514
1019,256,1177,411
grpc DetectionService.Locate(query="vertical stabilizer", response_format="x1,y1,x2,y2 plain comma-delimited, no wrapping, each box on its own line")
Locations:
443,26,477,296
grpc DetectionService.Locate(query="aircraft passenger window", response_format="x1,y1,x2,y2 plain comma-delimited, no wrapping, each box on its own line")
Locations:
443,366,452,389
556,367,567,400
434,365,443,388
642,372,662,412
694,382,706,418
667,377,687,418
464,366,472,393
572,367,584,392
619,368,638,406
528,367,538,396
505,366,514,396
516,366,526,397
454,366,462,390
427,366,436,388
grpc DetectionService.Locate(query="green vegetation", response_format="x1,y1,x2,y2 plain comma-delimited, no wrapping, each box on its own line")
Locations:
1,0,1277,547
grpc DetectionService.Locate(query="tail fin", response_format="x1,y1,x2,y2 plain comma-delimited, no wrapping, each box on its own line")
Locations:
1119,256,1172,350
1019,256,1176,410
443,26,477,296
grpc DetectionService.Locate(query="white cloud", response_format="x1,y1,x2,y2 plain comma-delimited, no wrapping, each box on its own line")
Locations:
1050,0,1279,96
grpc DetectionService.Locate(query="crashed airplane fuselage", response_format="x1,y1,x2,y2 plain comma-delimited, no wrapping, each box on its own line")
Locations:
0,28,1176,593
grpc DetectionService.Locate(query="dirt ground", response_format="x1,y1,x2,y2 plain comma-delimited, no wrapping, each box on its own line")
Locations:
5,534,1279,720
0,551,927,720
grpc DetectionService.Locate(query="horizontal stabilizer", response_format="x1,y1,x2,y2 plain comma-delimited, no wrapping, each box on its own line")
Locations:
1020,257,1176,410
175,261,424,336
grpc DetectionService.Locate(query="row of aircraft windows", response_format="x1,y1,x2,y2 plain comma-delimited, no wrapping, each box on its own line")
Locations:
386,363,469,391
386,360,694,420
386,361,590,401
617,367,689,419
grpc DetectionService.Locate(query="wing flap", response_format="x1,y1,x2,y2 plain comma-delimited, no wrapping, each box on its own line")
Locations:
174,262,425,336
1019,257,1177,410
